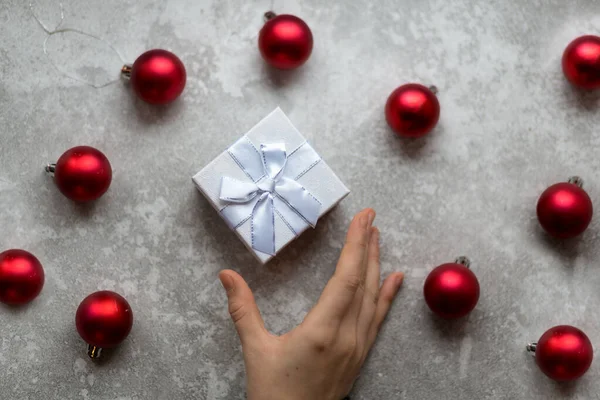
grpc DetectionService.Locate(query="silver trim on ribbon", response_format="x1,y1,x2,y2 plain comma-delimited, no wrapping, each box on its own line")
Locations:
219,139,322,255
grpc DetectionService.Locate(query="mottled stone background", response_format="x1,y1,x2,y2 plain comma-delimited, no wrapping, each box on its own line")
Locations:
1,0,600,399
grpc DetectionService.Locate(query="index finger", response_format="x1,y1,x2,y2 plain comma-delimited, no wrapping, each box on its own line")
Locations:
304,208,375,327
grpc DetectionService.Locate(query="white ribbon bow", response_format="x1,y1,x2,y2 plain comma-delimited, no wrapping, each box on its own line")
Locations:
219,140,321,255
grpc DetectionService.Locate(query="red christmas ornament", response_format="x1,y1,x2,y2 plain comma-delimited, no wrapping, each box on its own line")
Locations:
562,35,600,90
0,249,45,305
46,146,112,202
527,325,593,381
122,49,187,104
423,257,480,319
536,177,593,239
385,83,440,138
76,290,133,359
258,12,313,70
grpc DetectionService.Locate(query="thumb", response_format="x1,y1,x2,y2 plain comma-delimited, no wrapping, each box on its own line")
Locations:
219,269,266,346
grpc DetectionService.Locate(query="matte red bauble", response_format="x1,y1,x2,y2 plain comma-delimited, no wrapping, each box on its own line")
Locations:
76,290,133,359
527,325,593,381
536,177,592,239
259,12,313,70
424,257,480,319
385,83,440,137
562,35,600,89
47,146,112,202
0,249,44,305
122,49,187,104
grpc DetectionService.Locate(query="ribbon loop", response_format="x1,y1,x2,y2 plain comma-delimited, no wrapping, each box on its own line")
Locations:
219,141,322,255
219,177,260,203
260,143,287,181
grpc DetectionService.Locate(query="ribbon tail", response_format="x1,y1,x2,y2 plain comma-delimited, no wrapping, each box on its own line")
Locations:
221,196,259,229
275,178,321,227
251,193,276,255
261,143,287,180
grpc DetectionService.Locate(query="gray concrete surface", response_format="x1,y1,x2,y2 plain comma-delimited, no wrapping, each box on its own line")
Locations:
1,0,600,399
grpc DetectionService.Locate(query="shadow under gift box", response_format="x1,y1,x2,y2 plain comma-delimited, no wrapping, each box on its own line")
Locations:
192,108,350,264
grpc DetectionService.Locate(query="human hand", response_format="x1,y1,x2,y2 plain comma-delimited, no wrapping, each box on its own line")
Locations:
218,208,404,400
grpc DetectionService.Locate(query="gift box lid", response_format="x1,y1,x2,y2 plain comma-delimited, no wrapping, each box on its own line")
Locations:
192,107,350,263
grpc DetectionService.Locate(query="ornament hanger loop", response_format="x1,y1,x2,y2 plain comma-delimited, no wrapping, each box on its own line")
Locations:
454,256,471,268
526,342,537,355
30,1,127,89
428,85,438,95
568,176,583,188
29,1,65,34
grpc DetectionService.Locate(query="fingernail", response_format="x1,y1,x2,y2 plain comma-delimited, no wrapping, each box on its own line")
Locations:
360,214,369,228
394,273,404,291
366,210,375,227
219,273,234,293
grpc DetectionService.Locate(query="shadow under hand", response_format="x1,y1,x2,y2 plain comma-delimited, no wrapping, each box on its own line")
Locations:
271,206,341,271
192,190,256,271
190,188,344,292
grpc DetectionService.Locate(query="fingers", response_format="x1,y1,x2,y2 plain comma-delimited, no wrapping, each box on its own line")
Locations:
357,227,381,339
219,269,267,347
336,208,375,289
304,209,375,328
365,272,404,353
340,223,374,327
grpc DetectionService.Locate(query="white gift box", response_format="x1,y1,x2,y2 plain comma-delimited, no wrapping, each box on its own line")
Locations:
192,108,350,263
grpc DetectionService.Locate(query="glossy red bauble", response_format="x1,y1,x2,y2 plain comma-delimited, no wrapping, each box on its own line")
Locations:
537,179,593,239
424,259,480,319
76,291,133,350
50,146,112,202
259,14,313,70
385,84,440,138
129,49,187,104
562,35,600,90
0,249,44,305
530,325,593,381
